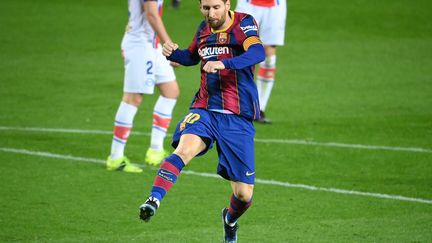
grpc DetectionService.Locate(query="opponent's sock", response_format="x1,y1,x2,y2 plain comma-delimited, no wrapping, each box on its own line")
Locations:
257,55,276,112
150,153,185,201
150,96,177,151
110,101,137,160
225,194,252,226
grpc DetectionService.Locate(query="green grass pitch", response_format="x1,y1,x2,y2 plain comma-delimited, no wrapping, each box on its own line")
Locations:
0,0,431,242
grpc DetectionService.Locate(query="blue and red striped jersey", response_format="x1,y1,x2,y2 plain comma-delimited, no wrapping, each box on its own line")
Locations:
186,11,262,120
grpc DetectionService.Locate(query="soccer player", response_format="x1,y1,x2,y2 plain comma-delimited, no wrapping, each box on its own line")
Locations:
106,0,180,173
138,0,265,242
235,0,287,123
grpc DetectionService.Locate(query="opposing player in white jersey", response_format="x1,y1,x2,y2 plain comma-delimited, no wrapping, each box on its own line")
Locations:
236,0,287,123
106,0,180,173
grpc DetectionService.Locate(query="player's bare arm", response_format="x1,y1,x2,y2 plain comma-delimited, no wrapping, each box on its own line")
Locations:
143,1,171,44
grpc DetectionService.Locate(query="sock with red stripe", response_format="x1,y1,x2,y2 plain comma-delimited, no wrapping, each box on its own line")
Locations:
225,194,252,226
150,96,177,151
110,101,137,160
150,153,185,201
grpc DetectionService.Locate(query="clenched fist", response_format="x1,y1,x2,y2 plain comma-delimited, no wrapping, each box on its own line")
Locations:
162,41,179,57
202,61,225,73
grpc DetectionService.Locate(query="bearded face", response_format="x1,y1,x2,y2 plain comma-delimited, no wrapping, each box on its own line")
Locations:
200,0,230,30
207,14,226,29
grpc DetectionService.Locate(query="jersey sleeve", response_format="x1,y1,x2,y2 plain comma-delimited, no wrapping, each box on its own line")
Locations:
221,43,265,69
238,14,262,50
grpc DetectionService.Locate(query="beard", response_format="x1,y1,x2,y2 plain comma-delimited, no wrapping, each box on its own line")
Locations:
207,15,226,29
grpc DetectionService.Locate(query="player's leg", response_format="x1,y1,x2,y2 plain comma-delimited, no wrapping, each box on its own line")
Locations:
255,1,286,124
106,93,143,173
216,114,256,242
140,109,212,222
145,50,180,166
222,182,254,242
107,42,156,173
256,46,276,123
151,133,205,200
227,182,254,224
139,133,207,221
145,82,179,166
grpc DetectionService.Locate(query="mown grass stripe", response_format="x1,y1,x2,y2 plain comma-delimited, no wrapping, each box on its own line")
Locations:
1,146,431,205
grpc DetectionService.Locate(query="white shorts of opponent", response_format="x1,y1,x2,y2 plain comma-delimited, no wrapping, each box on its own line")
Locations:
236,0,287,46
121,35,176,94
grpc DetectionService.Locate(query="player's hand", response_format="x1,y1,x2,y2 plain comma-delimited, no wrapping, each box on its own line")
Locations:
162,41,179,57
202,61,225,73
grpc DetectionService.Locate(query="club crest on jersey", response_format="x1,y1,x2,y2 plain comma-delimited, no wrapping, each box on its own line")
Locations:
240,25,258,33
218,33,228,44
198,46,230,59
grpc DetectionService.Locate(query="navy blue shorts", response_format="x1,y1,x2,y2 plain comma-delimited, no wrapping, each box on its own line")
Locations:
171,109,256,184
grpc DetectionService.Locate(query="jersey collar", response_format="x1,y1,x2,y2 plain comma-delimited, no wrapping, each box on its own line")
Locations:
211,10,235,33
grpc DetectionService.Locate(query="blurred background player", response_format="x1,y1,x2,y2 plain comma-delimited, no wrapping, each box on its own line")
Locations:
139,0,265,242
172,0,181,9
235,0,287,123
106,0,180,173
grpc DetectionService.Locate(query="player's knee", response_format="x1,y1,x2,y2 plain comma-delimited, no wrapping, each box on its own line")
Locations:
158,81,180,99
122,93,143,107
173,149,194,165
164,88,179,99
236,191,253,202
234,185,254,202
264,46,277,56
173,134,206,164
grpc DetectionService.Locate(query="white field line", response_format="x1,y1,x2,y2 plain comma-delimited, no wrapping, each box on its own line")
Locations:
253,138,432,153
1,126,431,153
1,147,431,205
0,126,149,136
